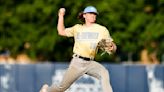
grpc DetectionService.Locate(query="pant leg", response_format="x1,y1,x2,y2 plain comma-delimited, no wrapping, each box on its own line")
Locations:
48,57,88,92
86,61,113,92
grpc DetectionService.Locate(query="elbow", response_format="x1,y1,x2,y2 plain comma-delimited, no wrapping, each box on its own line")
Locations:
58,32,64,36
57,25,66,36
112,42,117,53
57,30,66,36
114,45,117,52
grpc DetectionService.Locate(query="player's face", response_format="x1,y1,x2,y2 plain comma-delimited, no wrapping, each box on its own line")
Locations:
83,12,97,23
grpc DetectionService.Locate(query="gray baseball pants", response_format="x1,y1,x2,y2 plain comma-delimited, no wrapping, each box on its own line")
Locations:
48,55,113,92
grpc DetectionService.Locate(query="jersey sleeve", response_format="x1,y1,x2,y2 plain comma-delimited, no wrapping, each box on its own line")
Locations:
64,24,78,37
103,27,113,42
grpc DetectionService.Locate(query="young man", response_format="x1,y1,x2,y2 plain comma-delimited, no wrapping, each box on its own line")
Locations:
40,6,116,92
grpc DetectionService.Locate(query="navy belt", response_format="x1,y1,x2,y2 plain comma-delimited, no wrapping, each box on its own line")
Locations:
74,54,93,61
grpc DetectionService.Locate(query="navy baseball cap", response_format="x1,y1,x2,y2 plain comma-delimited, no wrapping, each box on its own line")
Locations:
83,6,98,14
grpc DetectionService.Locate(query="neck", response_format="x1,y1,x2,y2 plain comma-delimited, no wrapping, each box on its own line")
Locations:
85,22,95,27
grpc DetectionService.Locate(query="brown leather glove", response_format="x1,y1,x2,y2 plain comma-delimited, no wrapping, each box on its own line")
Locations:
97,39,117,55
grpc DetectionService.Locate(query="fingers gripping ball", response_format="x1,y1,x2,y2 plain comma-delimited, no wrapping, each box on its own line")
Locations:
59,8,66,13
58,8,66,16
97,39,116,55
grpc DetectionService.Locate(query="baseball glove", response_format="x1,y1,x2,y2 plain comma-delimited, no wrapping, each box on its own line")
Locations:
97,39,116,55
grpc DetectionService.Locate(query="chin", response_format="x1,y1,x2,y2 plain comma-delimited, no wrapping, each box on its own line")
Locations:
91,20,96,23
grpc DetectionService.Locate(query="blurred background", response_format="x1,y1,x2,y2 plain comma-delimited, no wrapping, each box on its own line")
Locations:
0,0,164,64
0,0,164,92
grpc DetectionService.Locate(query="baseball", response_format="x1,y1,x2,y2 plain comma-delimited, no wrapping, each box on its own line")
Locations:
59,8,65,13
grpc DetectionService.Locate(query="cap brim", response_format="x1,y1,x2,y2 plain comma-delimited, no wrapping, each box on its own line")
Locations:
83,12,98,15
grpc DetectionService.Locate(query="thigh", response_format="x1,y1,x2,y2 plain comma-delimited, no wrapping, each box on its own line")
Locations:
58,57,87,90
59,66,82,87
86,61,107,80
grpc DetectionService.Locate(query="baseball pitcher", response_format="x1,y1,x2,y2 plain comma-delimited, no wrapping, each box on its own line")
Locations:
40,6,117,92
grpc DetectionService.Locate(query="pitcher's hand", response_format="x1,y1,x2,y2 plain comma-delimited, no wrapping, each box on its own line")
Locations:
58,8,66,17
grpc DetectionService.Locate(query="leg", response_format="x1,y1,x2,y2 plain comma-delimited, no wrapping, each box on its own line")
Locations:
49,65,84,92
47,57,88,92
40,66,82,92
100,68,113,92
86,61,113,92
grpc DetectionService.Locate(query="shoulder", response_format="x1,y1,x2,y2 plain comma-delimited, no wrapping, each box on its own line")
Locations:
94,23,109,32
94,23,107,30
73,24,83,28
67,24,83,30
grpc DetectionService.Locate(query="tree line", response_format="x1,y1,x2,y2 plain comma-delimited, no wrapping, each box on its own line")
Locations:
0,0,163,63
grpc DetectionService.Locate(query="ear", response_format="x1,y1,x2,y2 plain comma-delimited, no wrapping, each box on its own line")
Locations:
83,14,86,18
